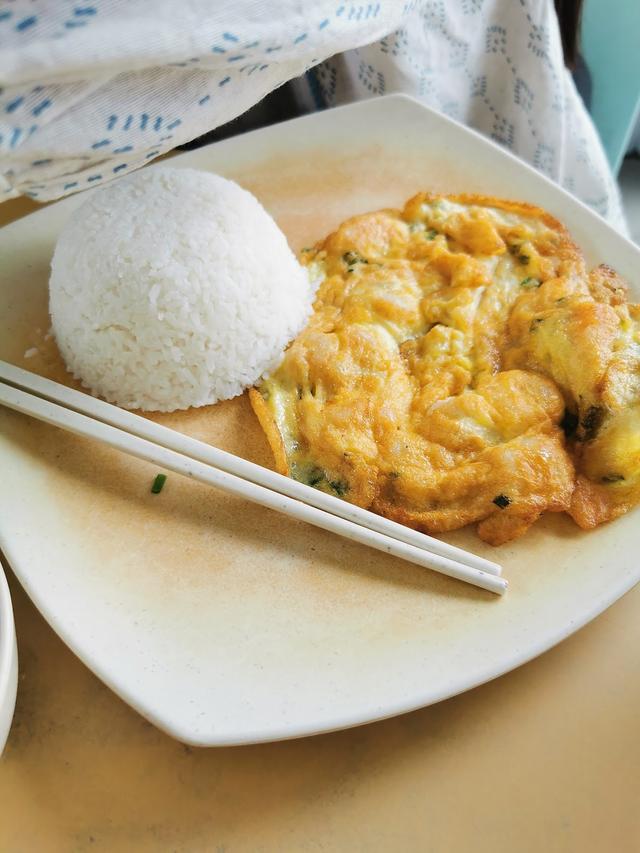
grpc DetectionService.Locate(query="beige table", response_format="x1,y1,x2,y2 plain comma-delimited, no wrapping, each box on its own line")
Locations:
1,197,639,853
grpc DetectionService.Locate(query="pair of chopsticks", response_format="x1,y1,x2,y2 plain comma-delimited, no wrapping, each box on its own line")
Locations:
0,360,507,595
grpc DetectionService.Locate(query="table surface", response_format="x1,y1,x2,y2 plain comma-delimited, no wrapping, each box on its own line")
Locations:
1,195,639,853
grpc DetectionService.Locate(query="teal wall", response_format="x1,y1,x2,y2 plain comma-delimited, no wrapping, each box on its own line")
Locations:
581,0,640,173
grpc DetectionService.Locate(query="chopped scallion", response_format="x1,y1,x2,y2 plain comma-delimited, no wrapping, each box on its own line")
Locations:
329,479,348,496
306,466,324,487
343,250,368,267
492,494,511,509
151,473,167,494
520,277,541,289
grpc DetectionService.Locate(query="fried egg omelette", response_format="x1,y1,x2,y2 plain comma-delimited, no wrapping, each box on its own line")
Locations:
250,193,640,545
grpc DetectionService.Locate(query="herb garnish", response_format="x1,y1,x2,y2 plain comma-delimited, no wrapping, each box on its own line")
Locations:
492,494,511,509
508,243,530,264
520,277,541,289
343,251,369,272
307,467,325,487
329,479,348,496
151,473,167,494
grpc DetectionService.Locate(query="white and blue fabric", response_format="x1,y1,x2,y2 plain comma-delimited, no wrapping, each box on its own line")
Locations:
0,1,626,231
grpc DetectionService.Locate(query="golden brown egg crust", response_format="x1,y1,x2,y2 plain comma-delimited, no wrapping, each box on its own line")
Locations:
251,194,640,545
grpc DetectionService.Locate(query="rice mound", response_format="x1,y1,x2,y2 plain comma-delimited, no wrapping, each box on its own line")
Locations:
49,167,314,411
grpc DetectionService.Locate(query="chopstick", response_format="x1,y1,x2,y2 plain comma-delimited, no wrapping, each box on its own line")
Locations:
0,362,507,595
0,361,502,577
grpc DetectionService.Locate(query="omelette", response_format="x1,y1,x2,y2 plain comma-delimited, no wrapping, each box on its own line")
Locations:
249,193,640,545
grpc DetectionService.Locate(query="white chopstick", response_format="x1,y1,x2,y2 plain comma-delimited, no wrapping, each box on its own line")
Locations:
0,360,502,578
0,369,507,596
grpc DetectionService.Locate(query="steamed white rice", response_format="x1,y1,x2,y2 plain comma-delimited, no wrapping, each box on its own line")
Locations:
49,167,314,411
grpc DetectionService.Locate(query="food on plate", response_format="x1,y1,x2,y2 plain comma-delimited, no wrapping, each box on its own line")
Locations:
250,193,640,545
49,167,314,412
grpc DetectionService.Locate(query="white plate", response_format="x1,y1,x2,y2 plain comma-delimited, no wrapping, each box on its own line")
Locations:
1,95,639,746
0,563,17,754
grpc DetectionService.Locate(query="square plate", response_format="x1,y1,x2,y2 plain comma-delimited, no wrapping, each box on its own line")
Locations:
1,95,639,746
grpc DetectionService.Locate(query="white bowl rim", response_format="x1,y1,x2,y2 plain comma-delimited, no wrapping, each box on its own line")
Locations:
0,562,16,713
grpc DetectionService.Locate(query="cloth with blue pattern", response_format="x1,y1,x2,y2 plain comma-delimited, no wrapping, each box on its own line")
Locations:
0,0,626,231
